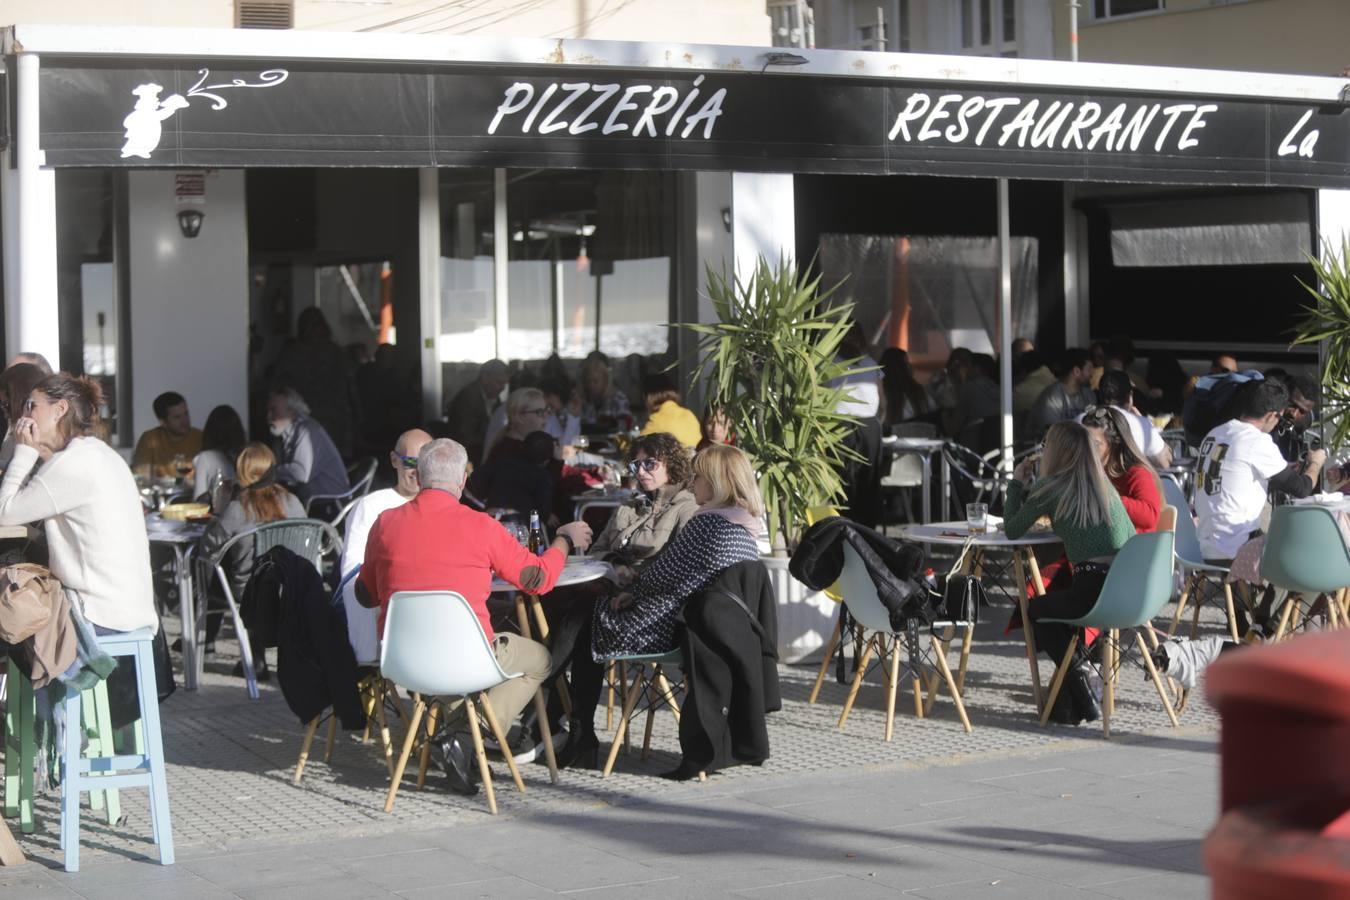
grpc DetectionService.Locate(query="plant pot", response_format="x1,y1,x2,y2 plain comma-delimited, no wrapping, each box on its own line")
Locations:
761,555,839,665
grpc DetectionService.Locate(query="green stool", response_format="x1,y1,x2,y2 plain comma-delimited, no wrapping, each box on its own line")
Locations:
3,658,127,833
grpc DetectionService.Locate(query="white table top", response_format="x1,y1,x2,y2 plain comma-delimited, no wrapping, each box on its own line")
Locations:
144,514,206,545
900,521,1063,548
883,436,946,451
491,556,614,593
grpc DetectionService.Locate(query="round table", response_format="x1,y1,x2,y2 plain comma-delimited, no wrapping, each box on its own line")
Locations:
492,557,614,643
571,488,636,521
145,514,208,691
900,520,1064,715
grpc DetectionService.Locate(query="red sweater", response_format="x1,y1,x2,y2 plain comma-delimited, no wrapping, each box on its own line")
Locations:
360,488,566,640
1111,465,1161,534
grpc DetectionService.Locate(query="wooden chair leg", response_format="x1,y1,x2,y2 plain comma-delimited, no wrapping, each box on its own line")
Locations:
384,697,425,813
907,637,924,721
376,684,396,778
294,715,321,785
652,670,681,725
1168,572,1195,638
1189,582,1205,640
0,818,24,867
883,637,900,742
416,703,440,790
1222,582,1241,642
808,613,843,704
837,636,876,730
1102,630,1116,739
462,697,497,815
1039,634,1080,727
531,688,559,784
1328,592,1343,629
603,671,646,778
1272,592,1297,641
931,632,973,733
1136,632,1179,727
478,693,526,795
605,661,617,730
323,714,338,764
1013,551,1045,714
956,621,974,693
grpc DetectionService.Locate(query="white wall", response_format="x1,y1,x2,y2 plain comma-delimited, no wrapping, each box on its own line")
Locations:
127,169,248,442
732,172,796,281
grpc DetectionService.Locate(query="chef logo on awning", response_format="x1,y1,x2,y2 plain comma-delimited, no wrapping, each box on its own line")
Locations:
120,68,290,160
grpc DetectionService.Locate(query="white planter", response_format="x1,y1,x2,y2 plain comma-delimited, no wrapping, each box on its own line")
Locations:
761,555,840,665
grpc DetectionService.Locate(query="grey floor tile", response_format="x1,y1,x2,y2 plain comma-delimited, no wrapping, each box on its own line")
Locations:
904,873,1113,899
184,848,332,891
237,874,398,900
339,846,506,892
1087,871,1211,900
733,872,904,897
70,873,242,900
396,875,556,899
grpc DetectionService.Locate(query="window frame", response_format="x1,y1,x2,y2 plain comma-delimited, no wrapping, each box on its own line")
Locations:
1090,0,1167,23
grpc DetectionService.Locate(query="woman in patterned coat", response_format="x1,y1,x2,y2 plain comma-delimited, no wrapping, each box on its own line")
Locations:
551,444,764,769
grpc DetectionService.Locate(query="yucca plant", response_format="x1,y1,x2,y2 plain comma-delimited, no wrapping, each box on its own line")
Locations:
683,256,864,554
1292,236,1350,450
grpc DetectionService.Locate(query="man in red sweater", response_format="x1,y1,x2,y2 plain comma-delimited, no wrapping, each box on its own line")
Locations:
358,438,592,794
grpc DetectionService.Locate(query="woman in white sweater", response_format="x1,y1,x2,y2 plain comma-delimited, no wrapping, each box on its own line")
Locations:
0,374,157,634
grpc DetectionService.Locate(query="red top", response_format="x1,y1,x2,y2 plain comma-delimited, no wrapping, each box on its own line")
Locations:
1111,465,1161,534
359,488,566,640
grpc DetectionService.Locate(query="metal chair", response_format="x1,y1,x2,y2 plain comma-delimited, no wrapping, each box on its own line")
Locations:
836,544,972,737
380,590,556,815
1161,475,1242,641
196,518,343,699
1259,504,1350,640
1038,522,1180,738
305,458,377,524
942,441,1005,519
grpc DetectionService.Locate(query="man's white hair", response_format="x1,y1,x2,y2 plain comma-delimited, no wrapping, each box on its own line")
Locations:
417,438,468,490
272,387,310,417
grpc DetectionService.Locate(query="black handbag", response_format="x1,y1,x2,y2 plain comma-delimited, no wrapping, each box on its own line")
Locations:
929,538,984,627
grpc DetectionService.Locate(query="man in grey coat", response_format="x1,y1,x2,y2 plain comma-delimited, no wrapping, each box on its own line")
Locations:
268,387,349,505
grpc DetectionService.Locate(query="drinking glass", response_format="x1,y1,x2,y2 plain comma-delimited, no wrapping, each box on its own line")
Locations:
173,453,192,482
966,502,988,534
573,435,590,451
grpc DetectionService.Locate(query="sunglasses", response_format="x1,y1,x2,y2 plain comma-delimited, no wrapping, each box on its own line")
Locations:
397,455,418,469
627,458,660,475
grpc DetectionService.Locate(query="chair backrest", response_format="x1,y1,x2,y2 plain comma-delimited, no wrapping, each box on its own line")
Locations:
347,458,378,498
893,422,938,439
1074,530,1177,629
337,566,379,666
380,590,511,696
838,543,895,634
1160,475,1204,565
253,518,343,569
1156,503,1177,534
805,506,843,602
1260,504,1350,595
881,452,925,488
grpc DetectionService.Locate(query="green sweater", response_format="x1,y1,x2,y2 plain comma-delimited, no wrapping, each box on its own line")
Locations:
1003,479,1134,563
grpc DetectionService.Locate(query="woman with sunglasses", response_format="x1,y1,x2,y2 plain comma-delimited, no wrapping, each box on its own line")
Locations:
1007,421,1134,726
0,374,157,635
589,432,698,571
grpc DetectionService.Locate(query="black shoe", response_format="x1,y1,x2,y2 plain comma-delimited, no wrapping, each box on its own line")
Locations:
658,760,707,781
1067,665,1101,723
1047,686,1081,725
428,733,479,796
554,719,599,770
230,659,270,682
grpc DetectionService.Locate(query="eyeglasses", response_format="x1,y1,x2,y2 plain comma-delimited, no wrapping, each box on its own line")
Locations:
523,407,549,417
628,458,660,474
398,455,419,470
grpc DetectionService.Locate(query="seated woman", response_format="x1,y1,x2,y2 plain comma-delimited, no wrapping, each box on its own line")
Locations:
551,444,763,769
193,404,246,507
0,374,157,635
639,374,702,449
590,432,699,569
696,406,734,452
197,442,305,673
483,387,550,465
1081,405,1162,534
0,363,47,470
1006,421,1133,726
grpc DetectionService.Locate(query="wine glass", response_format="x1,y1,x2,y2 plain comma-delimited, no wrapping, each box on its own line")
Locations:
573,434,589,451
603,464,622,496
173,454,192,484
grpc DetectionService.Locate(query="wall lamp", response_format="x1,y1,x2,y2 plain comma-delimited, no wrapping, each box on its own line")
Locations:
177,209,204,239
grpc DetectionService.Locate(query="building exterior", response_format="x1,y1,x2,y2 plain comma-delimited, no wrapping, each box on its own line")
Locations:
810,1,1054,59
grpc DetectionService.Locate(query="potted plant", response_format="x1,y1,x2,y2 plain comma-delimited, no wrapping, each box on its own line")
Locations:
1293,236,1350,450
683,255,864,661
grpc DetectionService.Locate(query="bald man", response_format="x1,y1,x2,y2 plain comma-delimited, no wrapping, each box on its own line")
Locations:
339,428,434,662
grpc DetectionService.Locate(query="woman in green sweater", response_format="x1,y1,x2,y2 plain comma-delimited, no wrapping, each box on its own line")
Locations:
1005,421,1135,725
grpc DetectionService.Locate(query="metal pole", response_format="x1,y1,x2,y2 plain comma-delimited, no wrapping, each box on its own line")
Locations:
1069,0,1080,62
493,168,509,360
997,178,1014,474
417,168,443,422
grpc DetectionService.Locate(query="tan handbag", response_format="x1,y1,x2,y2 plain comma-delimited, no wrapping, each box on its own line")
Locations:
0,563,61,644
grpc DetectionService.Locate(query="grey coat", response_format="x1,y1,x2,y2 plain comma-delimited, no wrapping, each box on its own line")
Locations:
590,484,698,565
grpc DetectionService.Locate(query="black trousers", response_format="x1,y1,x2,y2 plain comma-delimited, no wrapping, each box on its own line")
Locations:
547,597,604,729
1028,566,1109,664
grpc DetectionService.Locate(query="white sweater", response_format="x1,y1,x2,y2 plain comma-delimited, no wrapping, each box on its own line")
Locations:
0,438,157,633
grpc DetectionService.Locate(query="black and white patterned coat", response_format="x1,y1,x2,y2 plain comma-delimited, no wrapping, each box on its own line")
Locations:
591,512,760,659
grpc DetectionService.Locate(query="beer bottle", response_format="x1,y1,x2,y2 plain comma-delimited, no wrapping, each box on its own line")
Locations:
528,510,543,554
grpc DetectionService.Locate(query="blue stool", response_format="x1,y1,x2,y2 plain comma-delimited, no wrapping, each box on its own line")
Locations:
60,628,173,872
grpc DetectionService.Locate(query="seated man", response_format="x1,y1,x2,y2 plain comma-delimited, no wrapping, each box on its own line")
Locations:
1195,379,1325,567
1081,370,1172,469
1028,348,1095,439
133,391,203,478
356,438,592,795
267,387,349,505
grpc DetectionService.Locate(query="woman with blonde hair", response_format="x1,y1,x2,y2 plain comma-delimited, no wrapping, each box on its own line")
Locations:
196,442,305,669
482,386,551,464
1006,421,1134,726
551,443,764,768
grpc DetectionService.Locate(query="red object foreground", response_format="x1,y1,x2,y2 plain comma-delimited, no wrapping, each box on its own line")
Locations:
1204,630,1350,900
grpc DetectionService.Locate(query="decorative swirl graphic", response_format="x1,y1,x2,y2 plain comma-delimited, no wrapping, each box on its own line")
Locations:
120,68,290,160
185,68,290,111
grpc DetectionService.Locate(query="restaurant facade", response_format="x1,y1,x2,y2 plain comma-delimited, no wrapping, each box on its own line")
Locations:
2,24,1349,454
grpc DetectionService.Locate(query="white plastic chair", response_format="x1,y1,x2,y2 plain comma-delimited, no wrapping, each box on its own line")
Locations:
380,590,555,815
1161,475,1241,641
836,544,972,738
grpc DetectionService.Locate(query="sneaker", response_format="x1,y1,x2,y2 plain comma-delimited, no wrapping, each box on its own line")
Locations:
483,725,543,765
427,733,479,796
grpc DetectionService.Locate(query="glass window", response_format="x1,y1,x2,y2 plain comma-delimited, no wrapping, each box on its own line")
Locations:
961,0,974,47
979,0,993,45
1002,0,1016,42
438,169,497,364
898,0,911,51
1094,0,1164,18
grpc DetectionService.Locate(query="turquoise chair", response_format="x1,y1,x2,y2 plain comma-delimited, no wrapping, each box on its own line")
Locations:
1038,529,1179,739
1162,476,1241,641
835,544,972,738
598,648,690,778
1259,505,1350,641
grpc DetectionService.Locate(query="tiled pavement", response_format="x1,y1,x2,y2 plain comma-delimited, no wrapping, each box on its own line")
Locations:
2,591,1226,898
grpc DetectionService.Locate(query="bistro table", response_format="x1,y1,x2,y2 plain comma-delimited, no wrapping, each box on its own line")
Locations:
491,556,614,643
145,514,207,690
900,521,1064,715
881,436,949,524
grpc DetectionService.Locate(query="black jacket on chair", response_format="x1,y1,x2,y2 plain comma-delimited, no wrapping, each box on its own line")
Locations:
789,516,926,630
241,546,366,730
675,560,780,774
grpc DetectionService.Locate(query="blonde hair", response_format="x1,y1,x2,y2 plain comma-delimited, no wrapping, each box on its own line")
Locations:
693,444,763,518
1030,422,1116,529
236,442,291,524
505,387,546,432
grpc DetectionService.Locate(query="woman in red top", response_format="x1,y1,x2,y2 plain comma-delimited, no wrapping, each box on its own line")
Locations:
1081,405,1162,533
